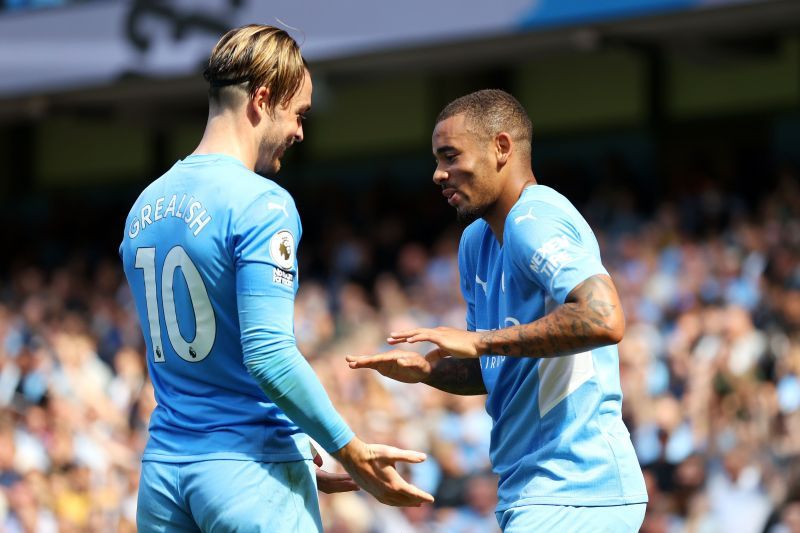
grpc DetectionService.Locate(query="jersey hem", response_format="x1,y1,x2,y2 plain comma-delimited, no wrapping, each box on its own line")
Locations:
496,493,649,512
141,450,311,463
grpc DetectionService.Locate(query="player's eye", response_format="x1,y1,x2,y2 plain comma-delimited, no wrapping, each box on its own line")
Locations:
298,113,307,121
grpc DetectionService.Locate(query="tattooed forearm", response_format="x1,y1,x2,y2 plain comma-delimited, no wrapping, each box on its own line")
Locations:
479,274,625,359
423,357,486,395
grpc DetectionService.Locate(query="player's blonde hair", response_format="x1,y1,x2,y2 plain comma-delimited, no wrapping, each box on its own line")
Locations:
204,24,306,112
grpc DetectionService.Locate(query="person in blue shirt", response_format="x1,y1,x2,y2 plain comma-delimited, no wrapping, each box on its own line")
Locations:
348,90,647,532
120,24,433,532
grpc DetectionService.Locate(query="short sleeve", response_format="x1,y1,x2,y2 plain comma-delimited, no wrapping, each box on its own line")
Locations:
506,200,607,304
233,190,302,298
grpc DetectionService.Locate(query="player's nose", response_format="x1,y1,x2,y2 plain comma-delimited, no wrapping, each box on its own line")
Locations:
433,167,448,185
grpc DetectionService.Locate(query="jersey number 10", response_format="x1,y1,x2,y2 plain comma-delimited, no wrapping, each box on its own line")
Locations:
135,246,217,363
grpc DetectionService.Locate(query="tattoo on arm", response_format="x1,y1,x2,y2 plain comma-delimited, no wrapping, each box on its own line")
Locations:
423,357,486,395
479,274,624,359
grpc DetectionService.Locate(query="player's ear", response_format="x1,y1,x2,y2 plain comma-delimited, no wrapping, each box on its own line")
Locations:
495,132,513,165
252,86,271,115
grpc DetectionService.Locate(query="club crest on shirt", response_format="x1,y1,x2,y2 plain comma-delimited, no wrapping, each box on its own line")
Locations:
269,230,295,271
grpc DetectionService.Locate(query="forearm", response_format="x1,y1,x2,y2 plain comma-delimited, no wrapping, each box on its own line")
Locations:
479,275,624,359
244,346,354,452
422,357,486,395
239,294,354,453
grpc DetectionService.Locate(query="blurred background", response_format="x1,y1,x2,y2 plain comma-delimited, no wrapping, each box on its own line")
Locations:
1,0,799,531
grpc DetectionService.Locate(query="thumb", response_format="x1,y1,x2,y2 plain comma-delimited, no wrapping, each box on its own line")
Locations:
426,348,447,363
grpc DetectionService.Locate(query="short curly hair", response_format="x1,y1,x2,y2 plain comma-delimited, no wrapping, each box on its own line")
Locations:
436,89,533,156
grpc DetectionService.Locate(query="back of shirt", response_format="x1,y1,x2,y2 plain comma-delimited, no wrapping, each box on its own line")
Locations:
120,154,309,463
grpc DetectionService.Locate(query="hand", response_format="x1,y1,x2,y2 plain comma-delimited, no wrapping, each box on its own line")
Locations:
346,349,444,383
313,452,359,494
333,437,434,507
388,327,483,359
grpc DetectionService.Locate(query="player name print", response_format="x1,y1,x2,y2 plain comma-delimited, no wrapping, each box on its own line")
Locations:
128,194,212,239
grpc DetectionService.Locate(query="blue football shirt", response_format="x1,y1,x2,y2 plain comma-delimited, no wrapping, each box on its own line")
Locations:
458,185,648,511
120,153,351,462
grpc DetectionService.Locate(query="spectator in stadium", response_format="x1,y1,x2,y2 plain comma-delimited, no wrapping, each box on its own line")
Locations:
348,89,647,531
118,24,431,532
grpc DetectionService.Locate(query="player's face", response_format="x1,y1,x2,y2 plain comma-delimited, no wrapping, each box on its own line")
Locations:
256,69,312,176
432,114,499,224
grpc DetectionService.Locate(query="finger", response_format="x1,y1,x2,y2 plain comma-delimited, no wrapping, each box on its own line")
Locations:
388,336,422,345
387,328,430,342
393,332,436,345
323,479,360,493
370,444,427,463
346,354,389,368
389,328,421,338
317,471,360,493
426,348,447,363
381,476,435,506
346,352,410,368
401,484,435,504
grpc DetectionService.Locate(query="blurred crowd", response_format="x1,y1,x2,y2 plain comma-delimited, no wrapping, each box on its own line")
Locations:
0,164,798,532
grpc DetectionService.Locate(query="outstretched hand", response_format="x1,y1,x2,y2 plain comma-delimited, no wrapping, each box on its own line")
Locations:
346,349,444,383
333,437,434,507
387,327,484,359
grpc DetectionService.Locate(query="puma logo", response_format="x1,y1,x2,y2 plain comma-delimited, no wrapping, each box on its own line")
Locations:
475,275,488,295
514,207,537,225
267,199,288,218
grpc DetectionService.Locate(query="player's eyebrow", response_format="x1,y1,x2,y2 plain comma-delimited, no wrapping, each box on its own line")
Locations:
435,145,457,155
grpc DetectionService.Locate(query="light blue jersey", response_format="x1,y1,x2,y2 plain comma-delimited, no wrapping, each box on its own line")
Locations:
458,185,647,512
120,153,352,464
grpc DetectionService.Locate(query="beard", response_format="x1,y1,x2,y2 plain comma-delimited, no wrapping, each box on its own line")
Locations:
255,159,280,176
456,204,485,226
255,133,291,176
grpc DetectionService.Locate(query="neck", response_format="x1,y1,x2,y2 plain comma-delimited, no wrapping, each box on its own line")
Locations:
192,110,258,171
485,172,536,245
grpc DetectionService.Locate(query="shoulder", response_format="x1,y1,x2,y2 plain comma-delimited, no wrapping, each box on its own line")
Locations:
509,185,573,221
232,183,301,246
226,171,292,206
506,186,582,244
231,176,298,218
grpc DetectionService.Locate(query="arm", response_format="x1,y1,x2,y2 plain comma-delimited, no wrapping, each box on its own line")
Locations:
347,348,486,396
424,356,486,395
240,293,433,506
235,192,432,506
386,274,624,360
478,273,624,358
239,292,354,452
